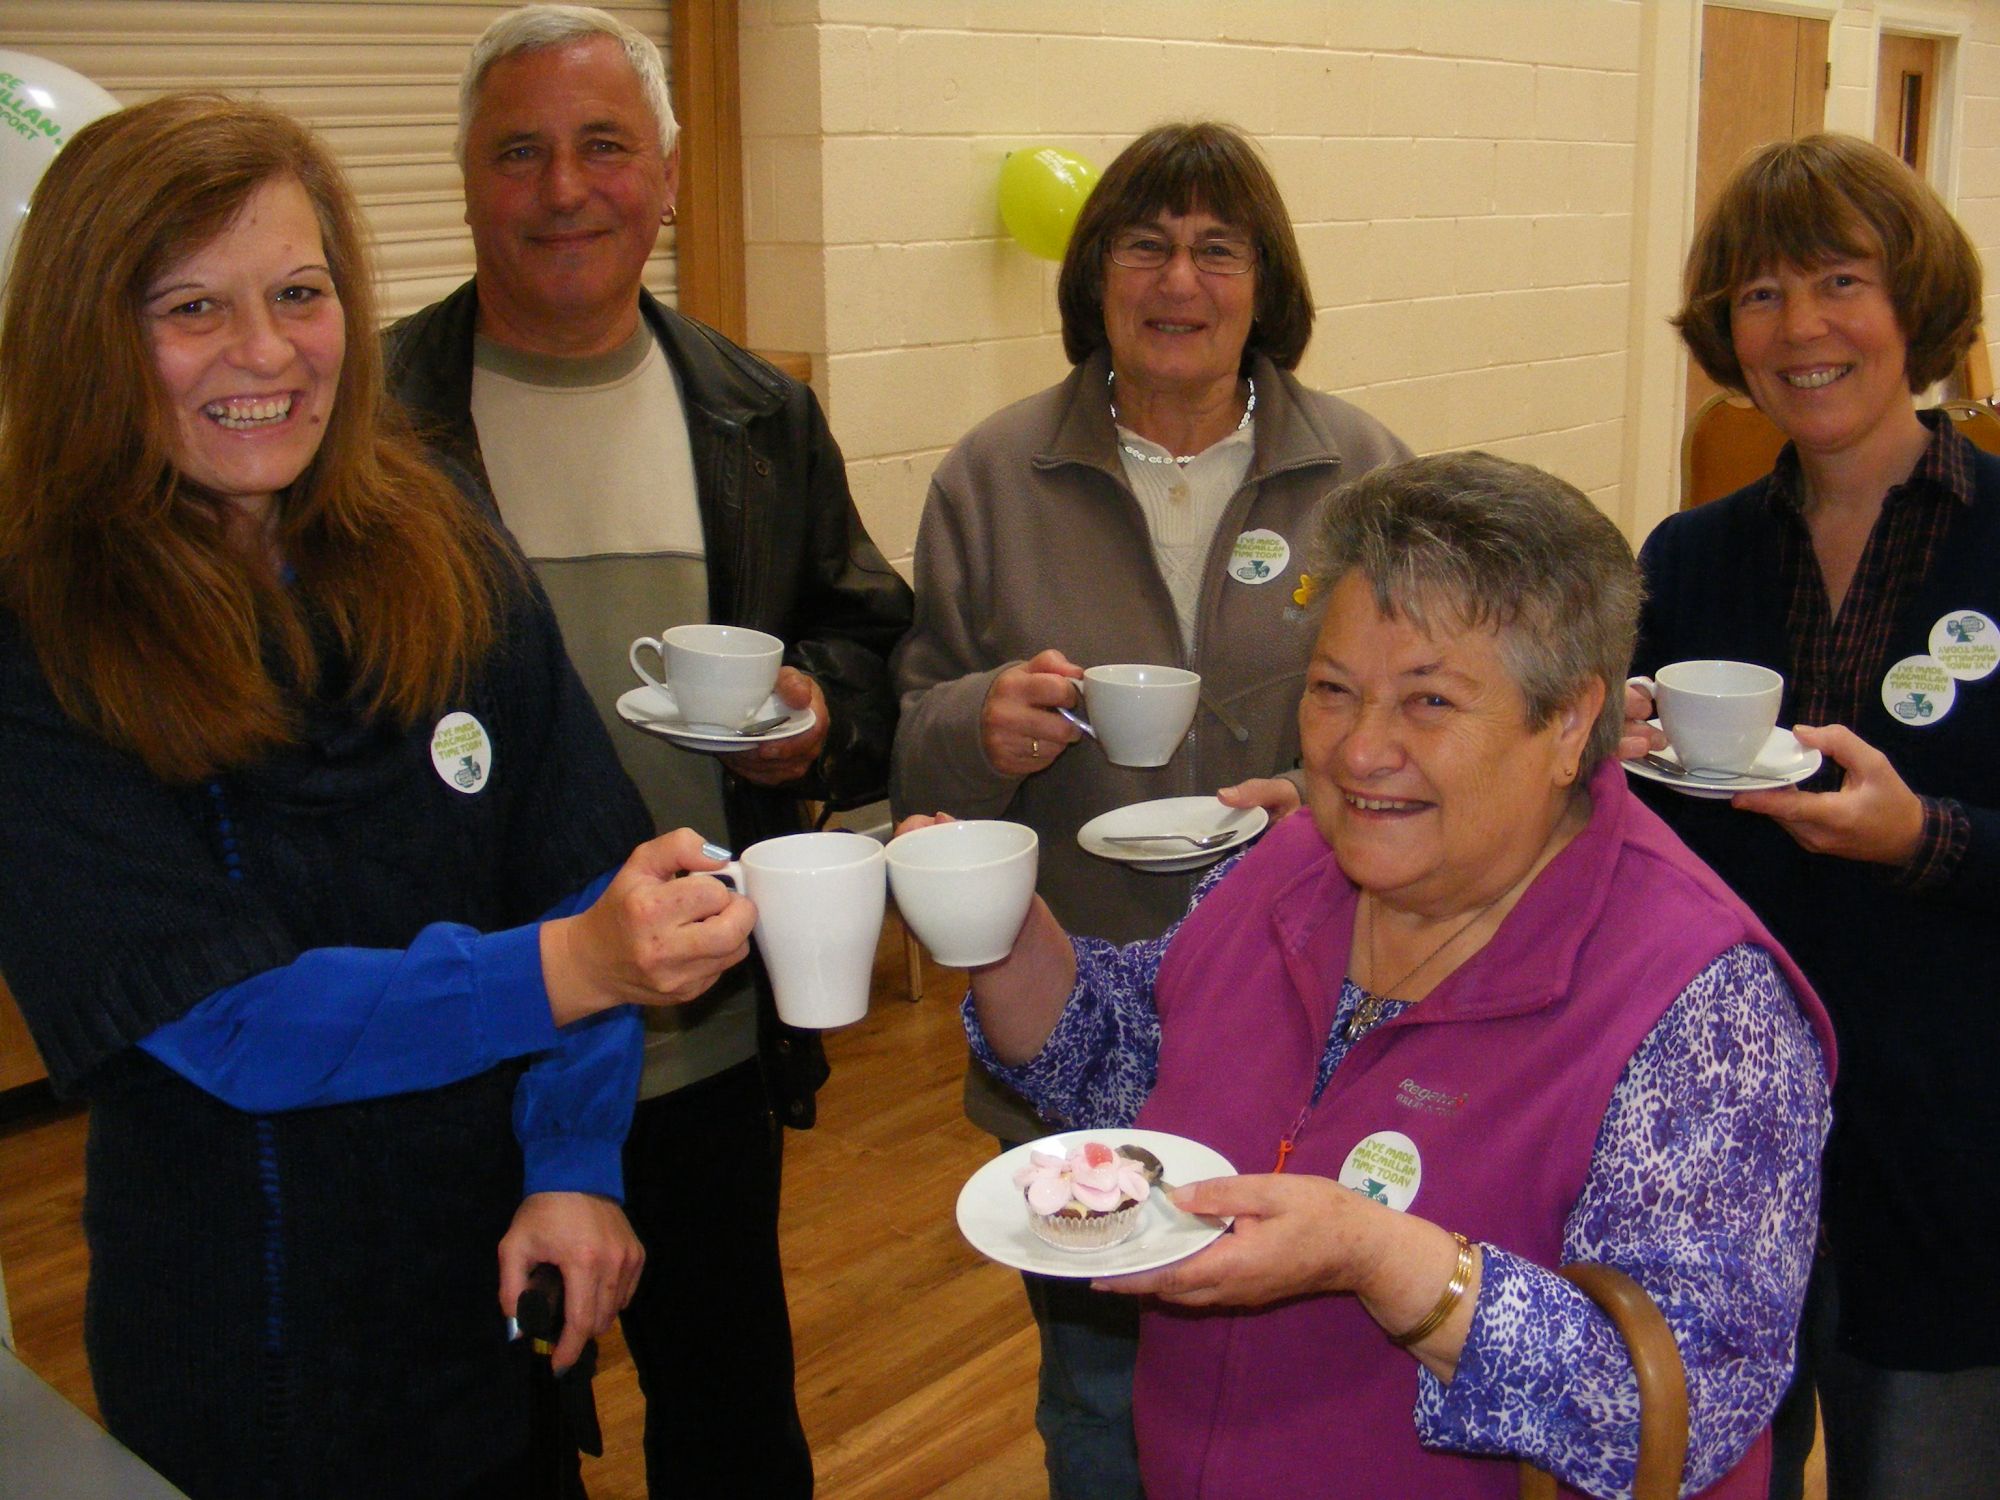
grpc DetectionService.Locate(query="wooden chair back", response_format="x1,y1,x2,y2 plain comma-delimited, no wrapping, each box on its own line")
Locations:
1944,327,1993,404
1683,392,2000,512
1681,392,1786,510
1935,399,2000,457
1517,1264,1689,1500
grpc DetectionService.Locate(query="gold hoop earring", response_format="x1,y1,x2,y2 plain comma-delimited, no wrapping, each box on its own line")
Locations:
661,205,677,226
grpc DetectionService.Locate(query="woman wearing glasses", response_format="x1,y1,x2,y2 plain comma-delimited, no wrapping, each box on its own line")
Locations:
890,120,1408,1497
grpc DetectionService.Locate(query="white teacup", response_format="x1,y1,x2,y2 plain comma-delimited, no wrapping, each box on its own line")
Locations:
1080,664,1202,768
1630,659,1784,777
629,623,783,733
712,831,885,1028
886,821,1038,969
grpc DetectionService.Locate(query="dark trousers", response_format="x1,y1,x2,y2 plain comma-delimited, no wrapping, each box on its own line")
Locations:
1765,1281,1817,1500
1811,1260,2000,1500
619,1060,812,1499
1770,1256,2000,1500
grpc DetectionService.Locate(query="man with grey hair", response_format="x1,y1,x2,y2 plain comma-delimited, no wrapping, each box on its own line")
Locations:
387,7,912,1494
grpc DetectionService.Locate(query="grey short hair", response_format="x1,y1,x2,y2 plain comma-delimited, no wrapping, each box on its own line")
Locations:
1307,452,1640,776
457,4,678,166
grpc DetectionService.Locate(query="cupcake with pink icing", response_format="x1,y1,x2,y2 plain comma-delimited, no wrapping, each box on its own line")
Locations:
1013,1139,1153,1250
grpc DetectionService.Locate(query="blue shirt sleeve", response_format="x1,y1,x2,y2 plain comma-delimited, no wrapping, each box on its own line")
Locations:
1413,944,1832,1496
513,1001,642,1201
138,873,642,1199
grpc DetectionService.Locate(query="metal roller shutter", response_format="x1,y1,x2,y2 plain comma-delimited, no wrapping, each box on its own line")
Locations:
0,0,676,321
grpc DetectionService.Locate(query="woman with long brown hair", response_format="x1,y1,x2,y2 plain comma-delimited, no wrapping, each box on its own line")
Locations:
0,93,752,1498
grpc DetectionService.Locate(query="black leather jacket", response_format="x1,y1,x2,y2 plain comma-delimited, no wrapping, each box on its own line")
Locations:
384,281,914,1125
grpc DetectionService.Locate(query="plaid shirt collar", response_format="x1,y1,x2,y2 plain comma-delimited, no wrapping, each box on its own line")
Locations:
1762,407,1976,520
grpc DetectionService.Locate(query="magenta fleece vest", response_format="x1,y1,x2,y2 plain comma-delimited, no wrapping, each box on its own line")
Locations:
1130,762,1834,1500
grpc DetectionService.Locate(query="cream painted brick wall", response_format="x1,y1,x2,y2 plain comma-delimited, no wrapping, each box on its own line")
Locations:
1453,59,1539,137
1324,0,1428,54
1367,54,1462,136
738,16,821,134
976,1,1115,37
890,31,1045,135
739,0,2000,571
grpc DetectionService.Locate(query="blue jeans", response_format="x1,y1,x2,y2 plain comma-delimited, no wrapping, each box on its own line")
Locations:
1009,1143,1145,1500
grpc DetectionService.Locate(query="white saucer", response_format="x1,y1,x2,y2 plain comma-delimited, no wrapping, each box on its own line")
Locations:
1076,797,1268,873
1623,722,1822,800
956,1129,1235,1279
615,686,817,753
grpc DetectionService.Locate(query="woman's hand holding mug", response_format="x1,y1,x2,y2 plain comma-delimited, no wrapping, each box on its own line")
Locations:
540,829,755,1024
1619,680,1667,761
982,648,1087,776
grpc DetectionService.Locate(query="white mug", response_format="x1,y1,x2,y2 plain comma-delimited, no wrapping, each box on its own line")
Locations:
1079,664,1202,768
886,820,1038,968
712,832,886,1028
1630,659,1783,776
629,623,783,733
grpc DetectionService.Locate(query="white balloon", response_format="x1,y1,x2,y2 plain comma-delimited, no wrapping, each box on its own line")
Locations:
0,50,121,290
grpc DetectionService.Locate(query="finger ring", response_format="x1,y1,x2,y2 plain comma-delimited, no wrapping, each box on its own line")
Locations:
1031,738,1041,759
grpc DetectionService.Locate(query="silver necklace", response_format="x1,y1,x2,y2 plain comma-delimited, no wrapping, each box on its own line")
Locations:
1108,370,1255,466
1349,803,1582,1033
1349,888,1505,1035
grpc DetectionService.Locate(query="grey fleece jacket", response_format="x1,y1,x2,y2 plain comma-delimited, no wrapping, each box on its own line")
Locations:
890,350,1409,1137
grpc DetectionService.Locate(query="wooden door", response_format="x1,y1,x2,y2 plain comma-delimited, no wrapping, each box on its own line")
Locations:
1876,33,1939,176
1687,6,1830,414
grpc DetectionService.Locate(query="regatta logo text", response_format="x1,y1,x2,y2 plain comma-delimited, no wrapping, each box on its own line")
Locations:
1394,1078,1468,1116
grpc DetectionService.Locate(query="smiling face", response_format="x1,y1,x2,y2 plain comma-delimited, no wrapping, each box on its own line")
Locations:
1100,206,1257,404
461,36,676,355
143,175,345,528
1729,253,1924,465
1299,573,1595,919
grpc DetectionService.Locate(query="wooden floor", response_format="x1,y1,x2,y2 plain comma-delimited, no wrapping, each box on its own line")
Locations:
0,917,1050,1499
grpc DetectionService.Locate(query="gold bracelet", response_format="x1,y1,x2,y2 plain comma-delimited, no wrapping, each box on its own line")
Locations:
1388,1232,1475,1349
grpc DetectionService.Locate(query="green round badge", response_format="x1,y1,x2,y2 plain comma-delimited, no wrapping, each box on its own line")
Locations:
1880,655,1955,727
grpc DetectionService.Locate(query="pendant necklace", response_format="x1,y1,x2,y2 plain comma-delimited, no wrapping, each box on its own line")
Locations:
1108,369,1254,466
1349,875,1523,1036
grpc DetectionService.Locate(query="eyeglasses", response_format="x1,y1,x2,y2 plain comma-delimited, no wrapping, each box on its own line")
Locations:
1106,231,1257,276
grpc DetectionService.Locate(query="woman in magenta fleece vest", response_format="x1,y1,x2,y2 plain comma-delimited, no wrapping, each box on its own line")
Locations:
915,453,1834,1499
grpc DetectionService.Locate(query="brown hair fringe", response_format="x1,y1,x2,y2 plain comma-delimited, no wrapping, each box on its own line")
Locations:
0,93,515,783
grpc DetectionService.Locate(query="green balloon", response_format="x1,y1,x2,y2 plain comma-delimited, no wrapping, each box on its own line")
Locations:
998,147,1099,261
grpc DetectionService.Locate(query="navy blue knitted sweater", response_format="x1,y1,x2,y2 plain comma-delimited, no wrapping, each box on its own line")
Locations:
0,565,649,1496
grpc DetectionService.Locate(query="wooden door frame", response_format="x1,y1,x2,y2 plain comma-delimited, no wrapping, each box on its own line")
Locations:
670,0,747,345
1872,4,1970,204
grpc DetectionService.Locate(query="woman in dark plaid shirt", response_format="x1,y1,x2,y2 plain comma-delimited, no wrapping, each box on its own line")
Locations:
1627,133,2000,1500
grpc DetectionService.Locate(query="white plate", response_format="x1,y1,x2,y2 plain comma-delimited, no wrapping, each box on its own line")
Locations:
956,1129,1236,1278
1622,722,1822,800
615,686,817,752
1076,796,1269,873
